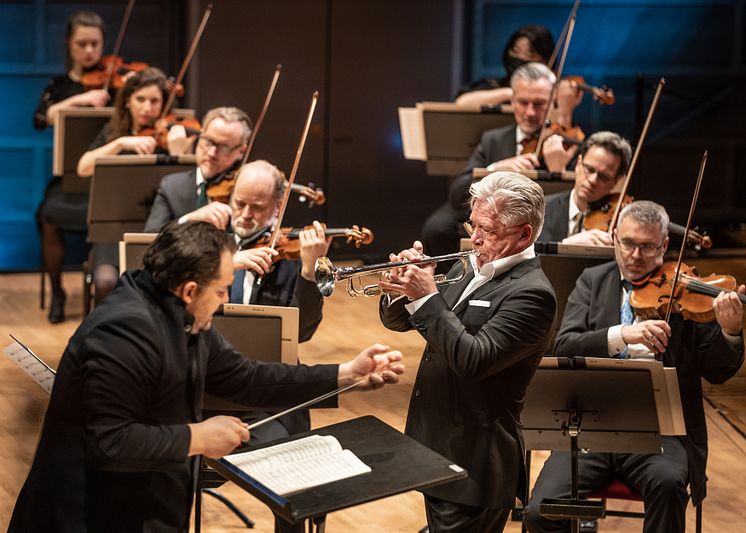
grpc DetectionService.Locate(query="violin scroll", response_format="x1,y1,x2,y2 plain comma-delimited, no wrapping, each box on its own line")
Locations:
346,226,374,248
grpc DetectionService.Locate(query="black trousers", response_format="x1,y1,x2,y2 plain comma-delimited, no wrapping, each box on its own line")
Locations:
424,495,510,533
523,436,689,533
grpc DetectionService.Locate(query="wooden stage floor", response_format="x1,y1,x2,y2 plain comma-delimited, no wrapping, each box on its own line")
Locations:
1,271,745,532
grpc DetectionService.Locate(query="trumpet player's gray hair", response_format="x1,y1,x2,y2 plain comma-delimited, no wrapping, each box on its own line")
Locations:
469,172,545,242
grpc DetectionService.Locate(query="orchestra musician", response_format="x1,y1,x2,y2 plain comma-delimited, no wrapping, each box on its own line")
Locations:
8,220,404,533
524,200,745,533
454,24,555,107
379,172,557,532
422,62,582,258
34,10,111,323
537,131,632,245
75,67,176,304
143,106,251,232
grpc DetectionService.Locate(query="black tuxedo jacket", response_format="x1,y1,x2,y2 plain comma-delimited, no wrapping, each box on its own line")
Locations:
554,261,744,504
144,169,197,232
538,190,571,242
380,257,556,508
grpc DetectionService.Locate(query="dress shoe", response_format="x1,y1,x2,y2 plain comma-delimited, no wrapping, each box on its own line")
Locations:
48,291,66,324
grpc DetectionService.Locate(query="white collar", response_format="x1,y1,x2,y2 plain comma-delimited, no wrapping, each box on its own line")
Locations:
568,189,582,223
468,244,536,281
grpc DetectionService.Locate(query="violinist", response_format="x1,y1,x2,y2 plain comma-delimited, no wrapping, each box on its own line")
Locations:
537,131,631,244
143,106,251,232
229,160,330,344
35,10,111,323
75,67,173,304
525,201,745,533
423,62,581,257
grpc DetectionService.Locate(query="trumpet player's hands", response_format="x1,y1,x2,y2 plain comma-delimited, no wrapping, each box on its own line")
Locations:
338,344,405,391
378,241,437,299
300,221,332,281
714,284,745,336
233,246,278,275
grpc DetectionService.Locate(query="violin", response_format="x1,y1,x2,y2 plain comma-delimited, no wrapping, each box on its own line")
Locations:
630,262,746,323
80,55,149,90
583,193,713,250
138,115,201,150
206,172,326,208
520,122,585,156
563,75,615,106
251,224,374,262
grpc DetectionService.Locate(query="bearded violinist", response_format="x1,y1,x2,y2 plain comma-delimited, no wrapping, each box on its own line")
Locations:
524,200,745,533
537,131,632,245
422,62,582,257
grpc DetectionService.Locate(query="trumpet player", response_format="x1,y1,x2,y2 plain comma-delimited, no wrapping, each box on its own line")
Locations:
378,172,557,533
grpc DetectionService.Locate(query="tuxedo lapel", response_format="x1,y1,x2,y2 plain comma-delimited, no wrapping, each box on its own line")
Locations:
441,262,475,309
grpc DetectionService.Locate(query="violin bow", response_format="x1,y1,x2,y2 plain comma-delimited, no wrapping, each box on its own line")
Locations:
547,0,581,71
103,0,137,92
533,13,575,160
159,3,213,120
663,151,708,327
607,78,665,235
268,92,320,250
240,64,282,167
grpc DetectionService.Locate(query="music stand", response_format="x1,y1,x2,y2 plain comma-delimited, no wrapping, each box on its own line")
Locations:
521,357,685,532
205,415,468,531
88,154,196,243
398,102,514,176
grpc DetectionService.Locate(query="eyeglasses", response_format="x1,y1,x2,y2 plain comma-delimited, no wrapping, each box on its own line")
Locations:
463,221,521,239
581,162,616,185
197,135,243,156
615,236,665,257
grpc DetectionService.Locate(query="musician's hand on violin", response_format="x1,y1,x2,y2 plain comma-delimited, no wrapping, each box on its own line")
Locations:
555,78,584,114
299,221,332,281
185,201,232,230
69,89,110,108
488,153,540,173
621,320,671,354
713,284,745,336
166,124,196,156
116,136,158,155
233,246,278,275
562,229,613,246
338,344,405,391
542,133,578,172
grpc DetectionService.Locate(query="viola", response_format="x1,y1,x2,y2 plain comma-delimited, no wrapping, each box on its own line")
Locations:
564,75,615,106
80,55,149,90
630,262,746,323
251,224,374,262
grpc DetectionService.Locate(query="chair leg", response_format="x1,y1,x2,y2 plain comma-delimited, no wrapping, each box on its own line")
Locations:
695,501,702,533
40,268,46,310
203,489,255,528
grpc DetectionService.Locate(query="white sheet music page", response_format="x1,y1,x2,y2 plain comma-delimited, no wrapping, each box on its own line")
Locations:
3,338,55,395
224,434,371,495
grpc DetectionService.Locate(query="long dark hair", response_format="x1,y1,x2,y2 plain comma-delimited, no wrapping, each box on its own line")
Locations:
108,67,169,140
65,11,106,71
502,25,554,69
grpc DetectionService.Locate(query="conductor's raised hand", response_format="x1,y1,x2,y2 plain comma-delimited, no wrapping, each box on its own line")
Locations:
188,415,250,458
338,344,405,391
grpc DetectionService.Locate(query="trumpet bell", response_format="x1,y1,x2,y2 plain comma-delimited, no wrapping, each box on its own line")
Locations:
315,256,336,297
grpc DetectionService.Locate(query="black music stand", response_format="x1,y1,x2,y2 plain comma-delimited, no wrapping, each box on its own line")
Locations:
87,154,196,242
521,358,675,533
204,415,468,532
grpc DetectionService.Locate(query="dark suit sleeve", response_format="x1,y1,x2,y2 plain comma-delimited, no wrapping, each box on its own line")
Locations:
82,317,192,471
379,294,415,332
291,275,324,342
553,269,611,356
203,331,339,408
409,284,556,381
537,193,569,243
144,175,179,232
695,323,744,384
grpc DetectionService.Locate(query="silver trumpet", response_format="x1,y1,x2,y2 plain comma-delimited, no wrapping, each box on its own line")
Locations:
315,250,480,297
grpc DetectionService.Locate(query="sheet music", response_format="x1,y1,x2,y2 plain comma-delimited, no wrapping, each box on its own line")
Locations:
4,336,55,394
225,434,371,495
